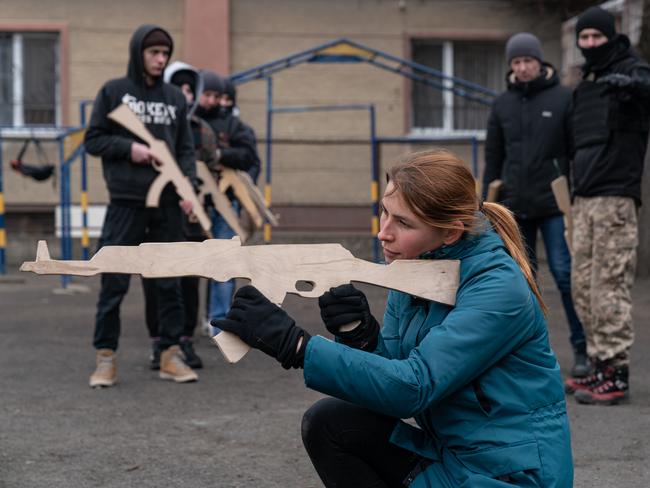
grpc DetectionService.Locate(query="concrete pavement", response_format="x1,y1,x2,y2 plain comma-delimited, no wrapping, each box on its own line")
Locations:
0,262,648,487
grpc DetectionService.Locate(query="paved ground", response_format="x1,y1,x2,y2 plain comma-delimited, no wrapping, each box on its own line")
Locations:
1,258,649,487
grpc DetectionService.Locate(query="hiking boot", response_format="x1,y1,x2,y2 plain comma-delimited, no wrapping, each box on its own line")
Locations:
565,361,612,394
159,345,198,383
149,340,161,371
575,366,629,405
179,338,203,369
89,349,117,388
570,349,592,378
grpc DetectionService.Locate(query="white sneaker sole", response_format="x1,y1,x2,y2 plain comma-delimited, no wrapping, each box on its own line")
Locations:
159,371,198,383
89,378,116,388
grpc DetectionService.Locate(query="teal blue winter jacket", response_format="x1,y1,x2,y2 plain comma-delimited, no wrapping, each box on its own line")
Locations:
303,221,573,487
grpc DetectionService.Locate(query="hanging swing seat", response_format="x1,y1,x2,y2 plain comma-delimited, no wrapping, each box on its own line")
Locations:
9,138,55,182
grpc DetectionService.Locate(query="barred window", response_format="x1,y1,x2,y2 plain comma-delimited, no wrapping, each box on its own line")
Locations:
0,31,59,126
411,39,505,133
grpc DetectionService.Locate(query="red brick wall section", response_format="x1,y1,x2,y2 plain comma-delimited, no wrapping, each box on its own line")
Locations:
183,0,230,75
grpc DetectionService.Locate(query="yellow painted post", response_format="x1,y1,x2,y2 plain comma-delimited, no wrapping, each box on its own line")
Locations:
0,193,6,273
80,191,89,248
0,194,5,247
371,180,379,235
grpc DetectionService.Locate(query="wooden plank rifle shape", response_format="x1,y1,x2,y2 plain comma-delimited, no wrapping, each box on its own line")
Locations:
21,238,460,363
196,160,248,241
219,168,279,228
107,103,213,236
551,175,572,253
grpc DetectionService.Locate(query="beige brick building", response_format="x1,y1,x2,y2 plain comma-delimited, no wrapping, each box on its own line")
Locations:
1,0,569,263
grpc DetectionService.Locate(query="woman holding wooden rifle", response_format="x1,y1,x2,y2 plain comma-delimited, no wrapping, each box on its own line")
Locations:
214,149,573,487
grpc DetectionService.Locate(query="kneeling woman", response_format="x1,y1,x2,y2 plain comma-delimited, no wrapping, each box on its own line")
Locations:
215,149,573,487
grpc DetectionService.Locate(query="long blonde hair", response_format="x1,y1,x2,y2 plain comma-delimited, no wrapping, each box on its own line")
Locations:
387,149,547,314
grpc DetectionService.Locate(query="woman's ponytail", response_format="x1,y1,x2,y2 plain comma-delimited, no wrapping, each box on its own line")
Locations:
481,202,548,314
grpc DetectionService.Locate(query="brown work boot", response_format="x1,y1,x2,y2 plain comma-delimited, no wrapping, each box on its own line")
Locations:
159,345,198,383
89,349,117,388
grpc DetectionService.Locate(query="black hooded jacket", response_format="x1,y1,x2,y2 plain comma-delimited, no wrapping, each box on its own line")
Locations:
194,105,257,174
572,34,650,205
483,63,573,219
84,24,195,205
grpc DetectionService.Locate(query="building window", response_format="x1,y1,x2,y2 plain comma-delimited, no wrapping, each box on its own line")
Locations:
411,39,505,134
0,31,59,126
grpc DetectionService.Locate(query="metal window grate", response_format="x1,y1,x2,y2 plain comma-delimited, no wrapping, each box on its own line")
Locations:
411,39,504,132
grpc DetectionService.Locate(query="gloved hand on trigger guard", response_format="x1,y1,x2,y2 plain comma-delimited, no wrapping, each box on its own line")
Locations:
597,73,634,89
318,284,379,351
212,285,310,369
597,72,650,100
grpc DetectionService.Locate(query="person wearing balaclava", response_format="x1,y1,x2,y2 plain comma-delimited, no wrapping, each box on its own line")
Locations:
195,70,259,331
220,79,261,182
565,6,650,406
84,25,199,387
483,32,586,379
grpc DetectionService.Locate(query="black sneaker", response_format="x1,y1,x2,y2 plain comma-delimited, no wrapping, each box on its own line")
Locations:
180,339,203,369
150,341,161,371
570,349,592,378
575,366,629,405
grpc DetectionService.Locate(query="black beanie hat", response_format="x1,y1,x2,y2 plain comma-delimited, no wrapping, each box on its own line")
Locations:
505,32,543,63
576,6,616,40
223,78,236,104
142,28,172,50
170,70,196,95
200,70,224,94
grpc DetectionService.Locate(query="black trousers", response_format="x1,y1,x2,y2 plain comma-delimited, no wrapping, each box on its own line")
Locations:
143,218,204,340
301,398,423,488
144,276,199,338
93,203,184,351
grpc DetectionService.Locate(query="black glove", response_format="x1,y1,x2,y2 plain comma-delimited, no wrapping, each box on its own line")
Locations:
318,284,379,351
597,73,634,89
212,285,310,369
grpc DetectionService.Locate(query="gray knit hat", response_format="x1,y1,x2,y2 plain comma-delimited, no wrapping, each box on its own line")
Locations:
200,69,224,94
505,32,543,63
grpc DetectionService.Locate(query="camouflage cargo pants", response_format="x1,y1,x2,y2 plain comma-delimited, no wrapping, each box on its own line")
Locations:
571,196,637,366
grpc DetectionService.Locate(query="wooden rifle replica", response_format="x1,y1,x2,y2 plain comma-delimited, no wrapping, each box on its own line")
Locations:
551,175,572,253
196,161,248,241
107,104,213,236
21,238,460,363
218,168,279,228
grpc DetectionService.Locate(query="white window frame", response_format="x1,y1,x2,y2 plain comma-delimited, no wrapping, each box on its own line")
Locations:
409,39,490,140
3,31,60,127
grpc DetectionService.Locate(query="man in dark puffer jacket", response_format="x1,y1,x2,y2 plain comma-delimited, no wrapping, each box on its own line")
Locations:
565,6,650,406
483,32,586,377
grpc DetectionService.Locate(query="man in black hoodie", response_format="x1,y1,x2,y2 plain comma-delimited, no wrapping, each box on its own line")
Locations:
483,33,586,377
565,7,650,405
84,25,198,387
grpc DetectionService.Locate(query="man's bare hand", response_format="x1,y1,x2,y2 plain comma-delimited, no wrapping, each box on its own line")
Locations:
131,142,155,164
